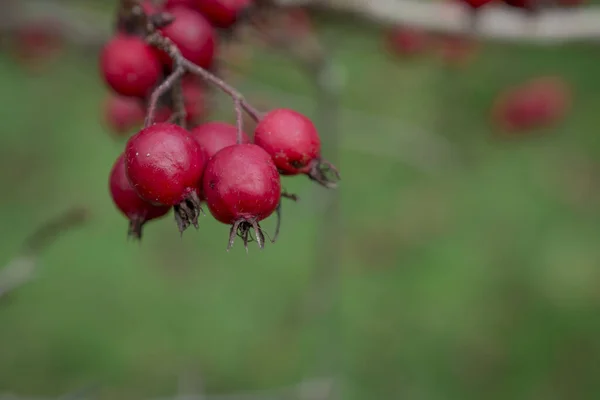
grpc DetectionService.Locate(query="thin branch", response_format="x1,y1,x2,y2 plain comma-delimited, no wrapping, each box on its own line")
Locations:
143,31,264,142
0,206,89,300
144,64,185,127
276,0,600,43
2,0,600,56
180,59,263,121
172,78,187,128
150,377,334,400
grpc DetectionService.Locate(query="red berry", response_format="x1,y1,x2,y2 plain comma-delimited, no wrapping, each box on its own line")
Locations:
254,109,318,174
195,0,252,28
190,121,250,161
492,76,571,134
461,0,495,8
502,0,536,10
104,94,145,136
100,35,162,98
140,0,160,14
254,109,340,188
12,21,62,70
110,154,170,239
154,106,173,123
159,6,217,69
386,26,429,57
125,122,205,232
182,77,206,124
165,0,199,10
202,144,281,250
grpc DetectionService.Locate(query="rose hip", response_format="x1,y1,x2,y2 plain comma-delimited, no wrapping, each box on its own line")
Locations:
386,26,429,57
110,154,170,239
202,144,281,250
195,0,253,28
491,76,571,133
159,6,217,69
190,121,250,160
100,34,162,98
104,94,145,136
125,122,205,232
254,108,340,188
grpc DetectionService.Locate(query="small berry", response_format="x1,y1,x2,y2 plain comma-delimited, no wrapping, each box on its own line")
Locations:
460,0,495,8
458,0,496,30
165,0,199,10
195,0,252,28
104,94,145,136
12,21,62,71
191,121,250,161
254,108,340,188
100,34,162,98
110,154,170,239
202,144,281,250
159,6,217,69
386,26,429,57
140,0,160,14
125,122,205,232
154,106,173,123
491,76,571,134
182,77,206,125
502,0,537,12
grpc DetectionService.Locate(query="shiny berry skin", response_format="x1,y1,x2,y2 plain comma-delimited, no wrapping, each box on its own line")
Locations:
254,108,320,175
110,154,170,239
254,108,340,188
125,123,205,232
159,6,217,69
386,26,429,57
195,0,252,28
191,121,250,160
202,144,281,250
104,94,145,136
100,35,162,98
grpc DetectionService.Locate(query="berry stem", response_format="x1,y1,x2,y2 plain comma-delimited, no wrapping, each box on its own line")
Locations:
234,99,244,144
144,31,264,136
181,58,263,121
144,64,185,127
171,78,187,128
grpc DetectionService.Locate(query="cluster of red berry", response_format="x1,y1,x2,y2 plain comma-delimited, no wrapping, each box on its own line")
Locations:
103,0,339,250
101,0,222,134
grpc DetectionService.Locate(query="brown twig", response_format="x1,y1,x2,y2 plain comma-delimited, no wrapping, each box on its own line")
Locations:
142,27,263,144
0,206,90,300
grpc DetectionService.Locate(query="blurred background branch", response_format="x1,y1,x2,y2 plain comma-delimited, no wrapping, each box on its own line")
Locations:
0,206,89,300
2,0,600,45
0,377,333,400
278,0,600,42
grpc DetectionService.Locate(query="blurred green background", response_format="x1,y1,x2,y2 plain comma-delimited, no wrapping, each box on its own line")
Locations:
2,1,600,399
